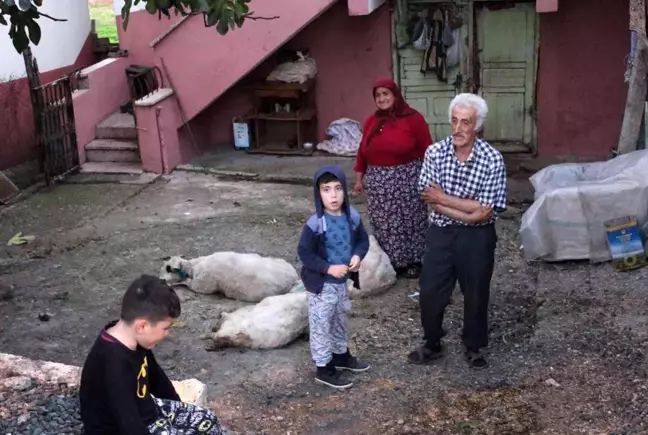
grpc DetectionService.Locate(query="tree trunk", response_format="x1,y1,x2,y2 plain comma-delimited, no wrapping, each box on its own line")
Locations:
618,36,648,155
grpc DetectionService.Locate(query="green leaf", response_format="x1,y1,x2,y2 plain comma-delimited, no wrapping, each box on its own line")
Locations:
7,232,36,246
216,17,229,35
121,0,132,29
11,26,29,53
145,1,157,14
206,10,218,26
26,18,40,44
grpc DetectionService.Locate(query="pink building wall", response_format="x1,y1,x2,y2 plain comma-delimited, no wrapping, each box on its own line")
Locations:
0,35,97,170
189,1,393,149
537,0,628,158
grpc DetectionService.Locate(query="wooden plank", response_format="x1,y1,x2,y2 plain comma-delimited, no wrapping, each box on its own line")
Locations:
618,36,648,155
482,68,526,88
492,142,531,153
477,3,537,146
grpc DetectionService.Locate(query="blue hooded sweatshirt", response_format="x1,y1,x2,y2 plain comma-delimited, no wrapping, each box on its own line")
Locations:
297,165,370,295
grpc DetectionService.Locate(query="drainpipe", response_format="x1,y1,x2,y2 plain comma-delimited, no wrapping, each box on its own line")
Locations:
154,106,168,173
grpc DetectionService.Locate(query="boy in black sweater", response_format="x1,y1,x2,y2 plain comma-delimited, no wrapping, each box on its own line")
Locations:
79,274,227,434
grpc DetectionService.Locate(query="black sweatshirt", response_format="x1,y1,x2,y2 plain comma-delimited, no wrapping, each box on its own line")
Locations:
79,321,181,435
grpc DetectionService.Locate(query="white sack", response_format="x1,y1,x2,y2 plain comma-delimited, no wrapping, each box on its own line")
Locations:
206,292,308,350
348,235,397,299
160,253,299,302
520,150,648,262
316,118,363,157
266,55,317,84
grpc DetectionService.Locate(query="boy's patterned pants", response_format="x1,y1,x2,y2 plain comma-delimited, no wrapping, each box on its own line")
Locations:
308,282,351,366
148,398,228,434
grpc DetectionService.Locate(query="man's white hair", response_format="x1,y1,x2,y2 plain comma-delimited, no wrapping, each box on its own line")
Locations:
448,93,489,131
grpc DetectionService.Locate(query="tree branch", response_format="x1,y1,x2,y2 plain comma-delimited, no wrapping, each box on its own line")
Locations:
36,11,67,22
244,14,280,21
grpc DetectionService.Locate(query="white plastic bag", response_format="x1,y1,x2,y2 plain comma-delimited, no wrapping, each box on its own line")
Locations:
316,118,362,156
412,18,431,52
446,29,461,68
520,150,648,262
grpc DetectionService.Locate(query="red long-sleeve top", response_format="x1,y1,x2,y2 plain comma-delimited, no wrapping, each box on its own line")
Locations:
354,112,433,173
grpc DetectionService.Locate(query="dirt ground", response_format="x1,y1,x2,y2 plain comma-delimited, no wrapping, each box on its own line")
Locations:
0,171,646,435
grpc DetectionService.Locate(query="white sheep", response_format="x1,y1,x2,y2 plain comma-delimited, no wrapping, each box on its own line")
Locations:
160,252,299,303
348,235,397,299
204,292,308,350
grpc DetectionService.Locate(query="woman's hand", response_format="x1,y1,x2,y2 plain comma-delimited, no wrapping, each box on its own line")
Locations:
353,173,364,194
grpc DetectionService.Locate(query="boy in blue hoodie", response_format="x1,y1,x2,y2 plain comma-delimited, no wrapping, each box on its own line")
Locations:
297,166,371,389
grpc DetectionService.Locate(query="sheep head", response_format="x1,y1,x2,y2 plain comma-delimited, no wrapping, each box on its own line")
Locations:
160,256,194,285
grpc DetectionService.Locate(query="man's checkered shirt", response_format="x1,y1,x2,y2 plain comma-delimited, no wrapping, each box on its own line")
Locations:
418,136,507,227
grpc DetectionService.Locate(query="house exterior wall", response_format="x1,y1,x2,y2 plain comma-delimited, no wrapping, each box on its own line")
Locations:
188,1,393,149
0,0,94,170
537,0,629,158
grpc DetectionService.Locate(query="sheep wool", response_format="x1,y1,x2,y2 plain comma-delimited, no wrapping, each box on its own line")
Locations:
205,292,308,350
348,235,397,299
160,252,299,302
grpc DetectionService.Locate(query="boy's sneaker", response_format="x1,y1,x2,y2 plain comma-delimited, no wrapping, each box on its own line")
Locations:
332,350,371,372
315,364,353,390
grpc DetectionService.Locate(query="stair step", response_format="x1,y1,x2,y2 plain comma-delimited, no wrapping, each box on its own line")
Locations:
80,162,143,174
96,112,137,140
86,139,140,163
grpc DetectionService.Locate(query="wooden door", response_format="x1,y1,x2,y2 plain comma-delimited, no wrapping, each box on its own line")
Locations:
399,47,459,142
477,2,538,152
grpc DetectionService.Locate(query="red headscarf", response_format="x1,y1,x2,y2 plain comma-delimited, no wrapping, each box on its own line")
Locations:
364,78,417,148
372,78,417,118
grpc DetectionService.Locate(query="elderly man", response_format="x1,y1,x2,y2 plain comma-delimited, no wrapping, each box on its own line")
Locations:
408,93,507,369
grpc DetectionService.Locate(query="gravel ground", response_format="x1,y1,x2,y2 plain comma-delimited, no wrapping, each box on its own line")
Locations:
1,173,647,434
0,376,81,435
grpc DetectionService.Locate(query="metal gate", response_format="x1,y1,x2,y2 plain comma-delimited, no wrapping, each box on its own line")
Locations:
23,48,80,185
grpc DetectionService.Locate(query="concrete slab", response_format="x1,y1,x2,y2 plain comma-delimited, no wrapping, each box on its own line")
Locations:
102,172,314,231
81,162,143,174
0,173,19,203
0,352,207,405
0,183,143,257
182,149,356,184
65,172,159,185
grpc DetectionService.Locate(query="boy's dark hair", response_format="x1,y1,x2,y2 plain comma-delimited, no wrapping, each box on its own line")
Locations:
317,172,340,186
121,275,181,323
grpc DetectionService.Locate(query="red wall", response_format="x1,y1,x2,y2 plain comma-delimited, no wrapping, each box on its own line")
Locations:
189,2,393,148
0,34,97,170
537,0,629,158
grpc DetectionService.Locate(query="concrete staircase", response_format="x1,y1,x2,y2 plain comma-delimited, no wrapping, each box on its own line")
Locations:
81,112,143,174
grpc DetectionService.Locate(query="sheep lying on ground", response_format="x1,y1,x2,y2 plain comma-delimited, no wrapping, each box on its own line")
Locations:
348,235,397,299
204,292,308,350
160,252,299,303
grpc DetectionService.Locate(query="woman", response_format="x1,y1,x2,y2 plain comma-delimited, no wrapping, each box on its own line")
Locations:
354,78,432,279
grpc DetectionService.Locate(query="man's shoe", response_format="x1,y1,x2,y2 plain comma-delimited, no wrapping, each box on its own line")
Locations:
315,365,353,390
332,350,371,372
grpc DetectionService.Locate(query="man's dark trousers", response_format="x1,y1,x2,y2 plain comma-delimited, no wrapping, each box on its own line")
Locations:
419,223,497,351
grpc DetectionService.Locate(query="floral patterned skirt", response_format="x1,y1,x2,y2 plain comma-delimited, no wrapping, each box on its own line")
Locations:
365,161,429,268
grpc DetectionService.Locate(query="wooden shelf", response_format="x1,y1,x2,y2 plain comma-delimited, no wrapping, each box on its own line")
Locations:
245,78,318,156
247,109,316,122
246,146,314,156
